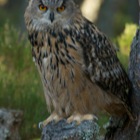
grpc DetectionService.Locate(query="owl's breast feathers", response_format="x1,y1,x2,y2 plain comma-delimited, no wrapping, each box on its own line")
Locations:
28,16,134,119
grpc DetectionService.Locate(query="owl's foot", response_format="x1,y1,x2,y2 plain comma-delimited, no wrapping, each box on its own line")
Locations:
39,112,62,129
67,113,98,125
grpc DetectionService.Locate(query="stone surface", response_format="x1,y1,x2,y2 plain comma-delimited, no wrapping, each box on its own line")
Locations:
41,119,99,140
0,108,23,140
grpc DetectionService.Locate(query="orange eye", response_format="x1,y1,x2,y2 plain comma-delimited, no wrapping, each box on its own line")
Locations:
57,5,65,12
39,4,48,11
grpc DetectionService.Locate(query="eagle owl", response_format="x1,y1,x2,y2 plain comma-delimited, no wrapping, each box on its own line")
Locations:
24,0,134,127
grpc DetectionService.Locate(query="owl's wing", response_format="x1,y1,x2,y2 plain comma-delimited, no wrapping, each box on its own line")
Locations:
76,20,132,112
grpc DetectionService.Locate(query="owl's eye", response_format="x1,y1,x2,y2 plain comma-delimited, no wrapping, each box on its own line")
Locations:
39,4,48,11
57,5,65,12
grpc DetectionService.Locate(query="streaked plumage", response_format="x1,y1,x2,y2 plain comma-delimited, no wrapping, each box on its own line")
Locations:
24,0,134,126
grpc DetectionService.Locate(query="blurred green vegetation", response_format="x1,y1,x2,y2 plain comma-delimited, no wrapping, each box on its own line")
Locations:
0,22,137,139
116,23,137,70
0,23,49,139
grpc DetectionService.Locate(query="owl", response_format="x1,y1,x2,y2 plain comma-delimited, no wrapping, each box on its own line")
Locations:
24,0,134,127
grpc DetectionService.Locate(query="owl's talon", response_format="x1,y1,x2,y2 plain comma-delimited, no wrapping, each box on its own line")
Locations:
38,122,44,129
83,114,98,121
39,112,62,128
67,113,98,125
67,114,82,124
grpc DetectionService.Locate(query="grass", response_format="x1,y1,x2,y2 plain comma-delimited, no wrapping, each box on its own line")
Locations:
0,22,137,139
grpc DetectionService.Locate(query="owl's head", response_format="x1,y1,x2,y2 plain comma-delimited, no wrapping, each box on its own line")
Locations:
24,0,79,31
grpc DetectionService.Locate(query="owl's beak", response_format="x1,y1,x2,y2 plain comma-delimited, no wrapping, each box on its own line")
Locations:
49,12,54,23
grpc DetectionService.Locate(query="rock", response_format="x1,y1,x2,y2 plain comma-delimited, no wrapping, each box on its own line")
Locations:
0,108,23,140
41,119,99,140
